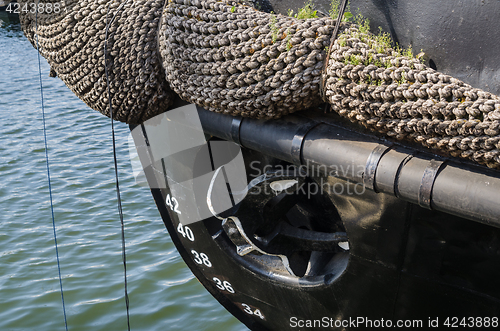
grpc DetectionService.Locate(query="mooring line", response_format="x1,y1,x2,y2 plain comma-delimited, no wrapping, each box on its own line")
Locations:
105,2,132,330
34,2,69,330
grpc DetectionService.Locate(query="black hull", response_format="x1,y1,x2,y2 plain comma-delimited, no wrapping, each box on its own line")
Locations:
130,0,500,329
132,104,500,330
267,0,500,96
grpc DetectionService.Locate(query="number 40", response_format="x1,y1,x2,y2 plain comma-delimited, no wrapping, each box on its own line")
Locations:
177,223,195,242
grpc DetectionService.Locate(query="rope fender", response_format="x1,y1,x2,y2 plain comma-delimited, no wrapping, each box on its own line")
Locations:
19,0,500,169
18,0,174,124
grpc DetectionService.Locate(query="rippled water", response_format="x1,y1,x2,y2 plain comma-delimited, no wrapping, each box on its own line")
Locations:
0,14,245,331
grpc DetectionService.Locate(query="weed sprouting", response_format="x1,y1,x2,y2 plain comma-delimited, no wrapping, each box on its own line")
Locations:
338,35,347,47
330,0,352,21
350,54,361,66
289,1,318,19
333,8,426,77
398,72,407,85
403,47,413,58
353,13,369,34
285,28,293,51
270,13,279,43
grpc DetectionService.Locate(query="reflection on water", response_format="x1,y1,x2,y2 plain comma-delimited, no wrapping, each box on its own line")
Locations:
0,13,246,331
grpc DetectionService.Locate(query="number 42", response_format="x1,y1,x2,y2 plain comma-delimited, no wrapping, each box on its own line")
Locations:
166,194,181,214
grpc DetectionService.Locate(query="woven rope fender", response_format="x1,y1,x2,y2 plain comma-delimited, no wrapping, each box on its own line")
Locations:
160,0,500,168
18,0,500,168
324,25,500,168
159,0,335,118
18,0,174,124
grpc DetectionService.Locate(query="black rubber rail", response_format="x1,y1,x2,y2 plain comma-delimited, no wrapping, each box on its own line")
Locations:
197,107,500,228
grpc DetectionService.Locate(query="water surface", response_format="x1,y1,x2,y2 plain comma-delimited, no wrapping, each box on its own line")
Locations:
0,14,245,331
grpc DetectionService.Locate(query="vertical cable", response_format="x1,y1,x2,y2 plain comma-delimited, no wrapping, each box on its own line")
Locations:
320,0,350,100
105,2,132,330
34,2,69,330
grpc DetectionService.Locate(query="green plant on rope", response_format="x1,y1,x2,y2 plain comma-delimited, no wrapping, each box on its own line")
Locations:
285,28,293,51
337,35,347,47
333,9,427,79
374,27,393,53
281,2,318,51
329,0,352,21
270,13,279,43
288,0,318,19
343,54,361,66
353,13,370,34
398,72,407,85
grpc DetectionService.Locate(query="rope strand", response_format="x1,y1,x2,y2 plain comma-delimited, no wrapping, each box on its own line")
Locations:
35,1,69,330
105,2,132,330
19,0,500,167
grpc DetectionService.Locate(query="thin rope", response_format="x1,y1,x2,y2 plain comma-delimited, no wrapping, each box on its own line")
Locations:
105,2,132,330
34,1,69,330
321,0,349,101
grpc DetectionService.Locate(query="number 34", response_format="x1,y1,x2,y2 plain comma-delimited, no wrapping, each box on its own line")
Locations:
241,303,265,320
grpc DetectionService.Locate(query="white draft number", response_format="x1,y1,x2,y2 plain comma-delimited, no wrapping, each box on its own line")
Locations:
191,250,212,267
166,194,181,214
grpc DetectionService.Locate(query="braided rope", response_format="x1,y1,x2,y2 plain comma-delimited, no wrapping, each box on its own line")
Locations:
159,0,500,168
19,0,500,168
18,0,173,124
159,0,335,118
324,25,500,168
